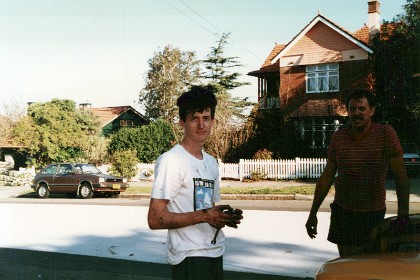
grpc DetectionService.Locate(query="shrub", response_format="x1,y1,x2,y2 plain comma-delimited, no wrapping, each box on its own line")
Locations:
108,119,175,163
253,149,273,160
109,149,139,181
249,168,268,181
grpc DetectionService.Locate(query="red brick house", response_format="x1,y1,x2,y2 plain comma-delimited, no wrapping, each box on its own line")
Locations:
248,1,381,150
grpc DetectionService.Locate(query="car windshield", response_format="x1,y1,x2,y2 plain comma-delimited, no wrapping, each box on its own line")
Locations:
75,164,102,174
41,165,58,175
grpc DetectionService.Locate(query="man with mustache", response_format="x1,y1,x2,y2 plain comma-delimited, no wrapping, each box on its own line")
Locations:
305,89,410,257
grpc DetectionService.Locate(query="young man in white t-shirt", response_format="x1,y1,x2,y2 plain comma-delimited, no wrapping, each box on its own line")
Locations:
148,85,243,280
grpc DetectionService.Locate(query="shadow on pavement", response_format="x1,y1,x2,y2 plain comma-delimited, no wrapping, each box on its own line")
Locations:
0,248,305,280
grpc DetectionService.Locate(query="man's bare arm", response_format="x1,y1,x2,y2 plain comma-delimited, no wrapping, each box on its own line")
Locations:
147,198,234,230
389,156,410,218
306,160,336,238
309,160,336,216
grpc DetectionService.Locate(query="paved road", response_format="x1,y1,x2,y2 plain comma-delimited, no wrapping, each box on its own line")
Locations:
0,179,419,280
1,201,338,279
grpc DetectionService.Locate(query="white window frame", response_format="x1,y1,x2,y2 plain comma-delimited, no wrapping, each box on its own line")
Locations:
306,63,339,93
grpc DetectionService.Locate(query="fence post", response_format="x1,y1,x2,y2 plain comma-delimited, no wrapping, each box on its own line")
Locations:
239,159,244,182
295,157,300,179
218,159,223,184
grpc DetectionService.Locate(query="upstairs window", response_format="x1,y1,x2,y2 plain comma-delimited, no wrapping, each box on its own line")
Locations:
120,119,135,127
306,63,339,93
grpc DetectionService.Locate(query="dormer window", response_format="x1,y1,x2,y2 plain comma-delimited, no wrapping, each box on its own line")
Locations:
306,63,339,93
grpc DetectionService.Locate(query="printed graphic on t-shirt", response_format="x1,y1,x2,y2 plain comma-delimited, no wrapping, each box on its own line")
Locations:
193,178,214,211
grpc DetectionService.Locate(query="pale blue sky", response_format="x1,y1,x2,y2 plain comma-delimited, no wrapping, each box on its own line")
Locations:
0,0,406,114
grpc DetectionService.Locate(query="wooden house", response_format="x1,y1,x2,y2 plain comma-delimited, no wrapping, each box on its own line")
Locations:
82,104,149,136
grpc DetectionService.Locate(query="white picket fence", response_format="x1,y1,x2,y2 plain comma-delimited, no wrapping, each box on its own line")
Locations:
233,158,327,181
132,158,327,182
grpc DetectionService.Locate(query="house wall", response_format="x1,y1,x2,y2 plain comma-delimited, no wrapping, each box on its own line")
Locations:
339,59,371,103
279,65,306,114
278,59,370,114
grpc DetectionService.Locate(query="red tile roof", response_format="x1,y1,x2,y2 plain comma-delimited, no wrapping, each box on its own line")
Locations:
248,44,285,76
353,25,370,44
89,106,131,126
289,99,347,117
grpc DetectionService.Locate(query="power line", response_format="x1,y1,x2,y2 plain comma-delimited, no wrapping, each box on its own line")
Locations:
164,0,263,64
163,0,216,36
177,0,262,62
178,0,224,34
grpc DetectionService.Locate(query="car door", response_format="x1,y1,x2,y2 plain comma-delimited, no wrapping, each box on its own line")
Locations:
52,164,78,193
36,164,58,187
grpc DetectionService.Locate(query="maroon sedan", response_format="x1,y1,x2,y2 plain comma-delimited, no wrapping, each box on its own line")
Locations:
31,163,129,199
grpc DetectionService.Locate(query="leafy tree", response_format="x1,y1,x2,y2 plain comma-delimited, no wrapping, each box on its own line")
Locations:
202,33,250,90
225,107,313,161
137,35,254,161
84,136,110,166
139,45,200,123
0,96,27,145
109,149,139,181
202,32,252,116
0,115,13,145
201,33,254,160
12,99,102,168
253,149,273,160
370,0,420,143
108,119,175,163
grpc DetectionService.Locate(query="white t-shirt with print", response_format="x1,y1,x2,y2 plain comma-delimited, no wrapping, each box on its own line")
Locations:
151,144,224,265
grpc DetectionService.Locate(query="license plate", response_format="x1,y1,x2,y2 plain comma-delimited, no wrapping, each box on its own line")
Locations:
112,184,121,189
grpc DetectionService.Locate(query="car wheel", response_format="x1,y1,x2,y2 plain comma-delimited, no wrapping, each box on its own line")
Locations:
79,183,93,199
37,184,50,199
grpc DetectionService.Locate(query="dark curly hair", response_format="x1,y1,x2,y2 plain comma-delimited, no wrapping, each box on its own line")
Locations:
347,88,376,108
177,85,218,122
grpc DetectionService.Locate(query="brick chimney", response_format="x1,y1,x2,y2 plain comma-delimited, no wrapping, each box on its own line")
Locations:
367,1,380,38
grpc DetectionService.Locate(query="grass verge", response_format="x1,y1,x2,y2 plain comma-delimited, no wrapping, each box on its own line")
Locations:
124,185,327,195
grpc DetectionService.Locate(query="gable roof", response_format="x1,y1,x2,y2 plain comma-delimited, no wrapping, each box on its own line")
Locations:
289,99,347,117
271,14,373,64
88,106,148,127
249,13,373,76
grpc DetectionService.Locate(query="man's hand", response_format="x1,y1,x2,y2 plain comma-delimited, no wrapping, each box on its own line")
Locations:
225,208,243,229
206,205,243,229
305,214,318,239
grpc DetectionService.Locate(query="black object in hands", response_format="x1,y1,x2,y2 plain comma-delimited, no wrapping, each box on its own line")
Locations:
211,207,242,244
211,228,220,245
